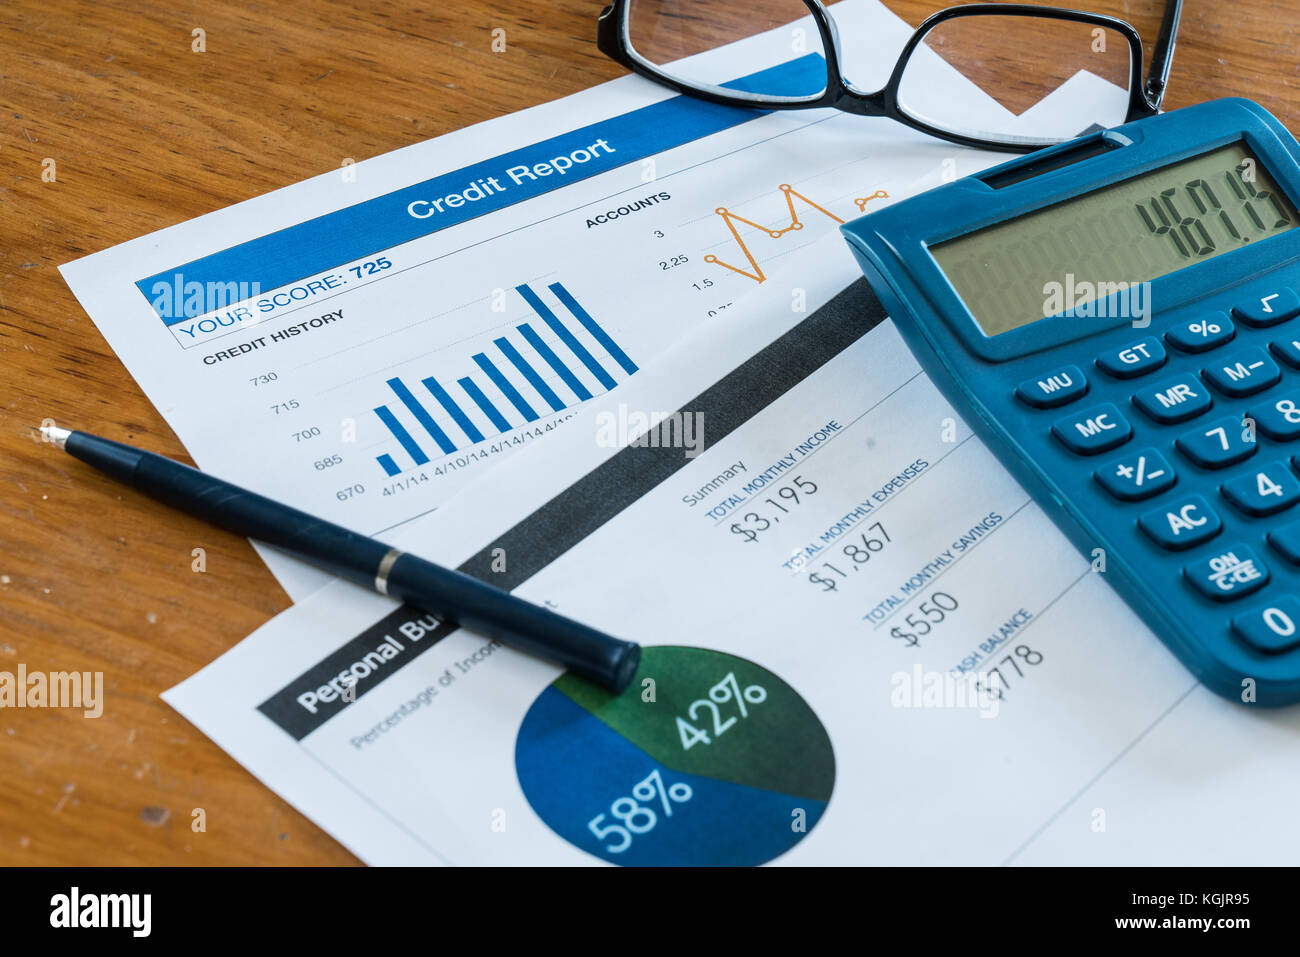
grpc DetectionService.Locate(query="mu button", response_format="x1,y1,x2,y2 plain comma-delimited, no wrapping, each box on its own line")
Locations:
1016,364,1088,409
1052,403,1132,455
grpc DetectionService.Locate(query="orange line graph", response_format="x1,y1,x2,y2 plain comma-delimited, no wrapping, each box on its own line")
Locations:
704,185,889,283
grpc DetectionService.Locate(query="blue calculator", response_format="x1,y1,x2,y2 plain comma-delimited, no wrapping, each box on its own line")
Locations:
842,98,1300,706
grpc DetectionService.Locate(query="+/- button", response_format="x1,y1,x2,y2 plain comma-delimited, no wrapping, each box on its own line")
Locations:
1016,364,1088,409
1165,313,1235,353
1202,347,1281,398
1096,337,1167,379
1132,374,1212,425
1138,493,1222,550
1233,287,1300,327
1184,544,1270,601
1051,403,1132,455
1095,447,1176,501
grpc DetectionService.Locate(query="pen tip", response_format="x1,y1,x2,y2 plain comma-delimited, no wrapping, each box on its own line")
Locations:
35,425,71,449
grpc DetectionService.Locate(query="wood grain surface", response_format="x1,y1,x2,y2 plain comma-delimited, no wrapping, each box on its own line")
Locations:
0,0,1294,865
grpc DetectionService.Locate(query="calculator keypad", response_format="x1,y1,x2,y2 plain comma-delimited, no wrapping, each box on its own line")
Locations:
1018,274,1300,669
1201,347,1281,398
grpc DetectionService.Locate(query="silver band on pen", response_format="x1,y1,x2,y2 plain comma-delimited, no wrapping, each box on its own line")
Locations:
374,547,404,595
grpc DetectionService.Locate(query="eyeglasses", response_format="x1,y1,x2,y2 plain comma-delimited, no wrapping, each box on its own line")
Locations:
597,1,1184,152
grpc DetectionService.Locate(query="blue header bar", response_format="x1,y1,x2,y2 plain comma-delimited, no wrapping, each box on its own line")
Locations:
138,55,828,325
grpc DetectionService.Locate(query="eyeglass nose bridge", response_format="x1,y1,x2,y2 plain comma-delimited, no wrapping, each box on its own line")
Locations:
792,0,892,116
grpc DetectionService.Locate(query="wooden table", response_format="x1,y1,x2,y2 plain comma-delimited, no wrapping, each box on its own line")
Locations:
1,0,1293,865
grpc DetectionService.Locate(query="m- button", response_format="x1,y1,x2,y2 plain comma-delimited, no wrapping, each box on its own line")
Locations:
1051,402,1133,455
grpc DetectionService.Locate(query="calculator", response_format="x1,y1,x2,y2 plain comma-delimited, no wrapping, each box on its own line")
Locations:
841,98,1300,706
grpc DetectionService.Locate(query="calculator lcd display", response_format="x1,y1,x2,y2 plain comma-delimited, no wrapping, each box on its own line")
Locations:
931,142,1299,337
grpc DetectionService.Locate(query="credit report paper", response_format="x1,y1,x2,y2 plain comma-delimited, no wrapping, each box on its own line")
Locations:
59,0,1015,600
165,234,1300,866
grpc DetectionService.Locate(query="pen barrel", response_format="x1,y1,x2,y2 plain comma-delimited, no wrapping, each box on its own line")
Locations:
66,431,392,583
385,552,641,692
64,431,640,692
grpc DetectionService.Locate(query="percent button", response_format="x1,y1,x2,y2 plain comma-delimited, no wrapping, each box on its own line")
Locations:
1166,313,1235,353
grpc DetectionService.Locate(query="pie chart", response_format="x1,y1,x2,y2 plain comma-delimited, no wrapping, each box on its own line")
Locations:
515,645,835,866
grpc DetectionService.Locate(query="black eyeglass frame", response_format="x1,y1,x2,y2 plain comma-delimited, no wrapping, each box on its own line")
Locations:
596,1,1184,153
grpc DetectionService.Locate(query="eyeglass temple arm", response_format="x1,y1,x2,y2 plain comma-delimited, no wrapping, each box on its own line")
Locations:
1143,0,1184,109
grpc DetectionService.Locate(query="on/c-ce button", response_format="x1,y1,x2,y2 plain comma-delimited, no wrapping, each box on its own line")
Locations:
1051,402,1133,454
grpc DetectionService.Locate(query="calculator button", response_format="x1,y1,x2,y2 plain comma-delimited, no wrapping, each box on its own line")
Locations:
1095,448,1176,501
1165,313,1235,353
1233,598,1300,653
1138,494,1222,550
1176,416,1258,468
1232,287,1300,327
1270,335,1300,369
1220,462,1300,516
1184,544,1270,601
1096,337,1167,379
1267,519,1300,564
1015,365,1088,409
1132,374,1212,425
1051,403,1132,455
1246,390,1300,441
1201,348,1281,398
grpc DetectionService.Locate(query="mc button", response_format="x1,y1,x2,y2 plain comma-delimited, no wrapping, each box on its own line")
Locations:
1051,403,1132,455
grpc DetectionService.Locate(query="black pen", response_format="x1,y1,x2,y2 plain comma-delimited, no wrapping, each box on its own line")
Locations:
39,425,640,692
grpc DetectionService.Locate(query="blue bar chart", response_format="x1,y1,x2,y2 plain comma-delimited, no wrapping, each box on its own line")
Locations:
372,282,637,476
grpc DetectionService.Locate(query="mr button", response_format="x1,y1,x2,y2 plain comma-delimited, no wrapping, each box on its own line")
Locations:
1051,403,1132,454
